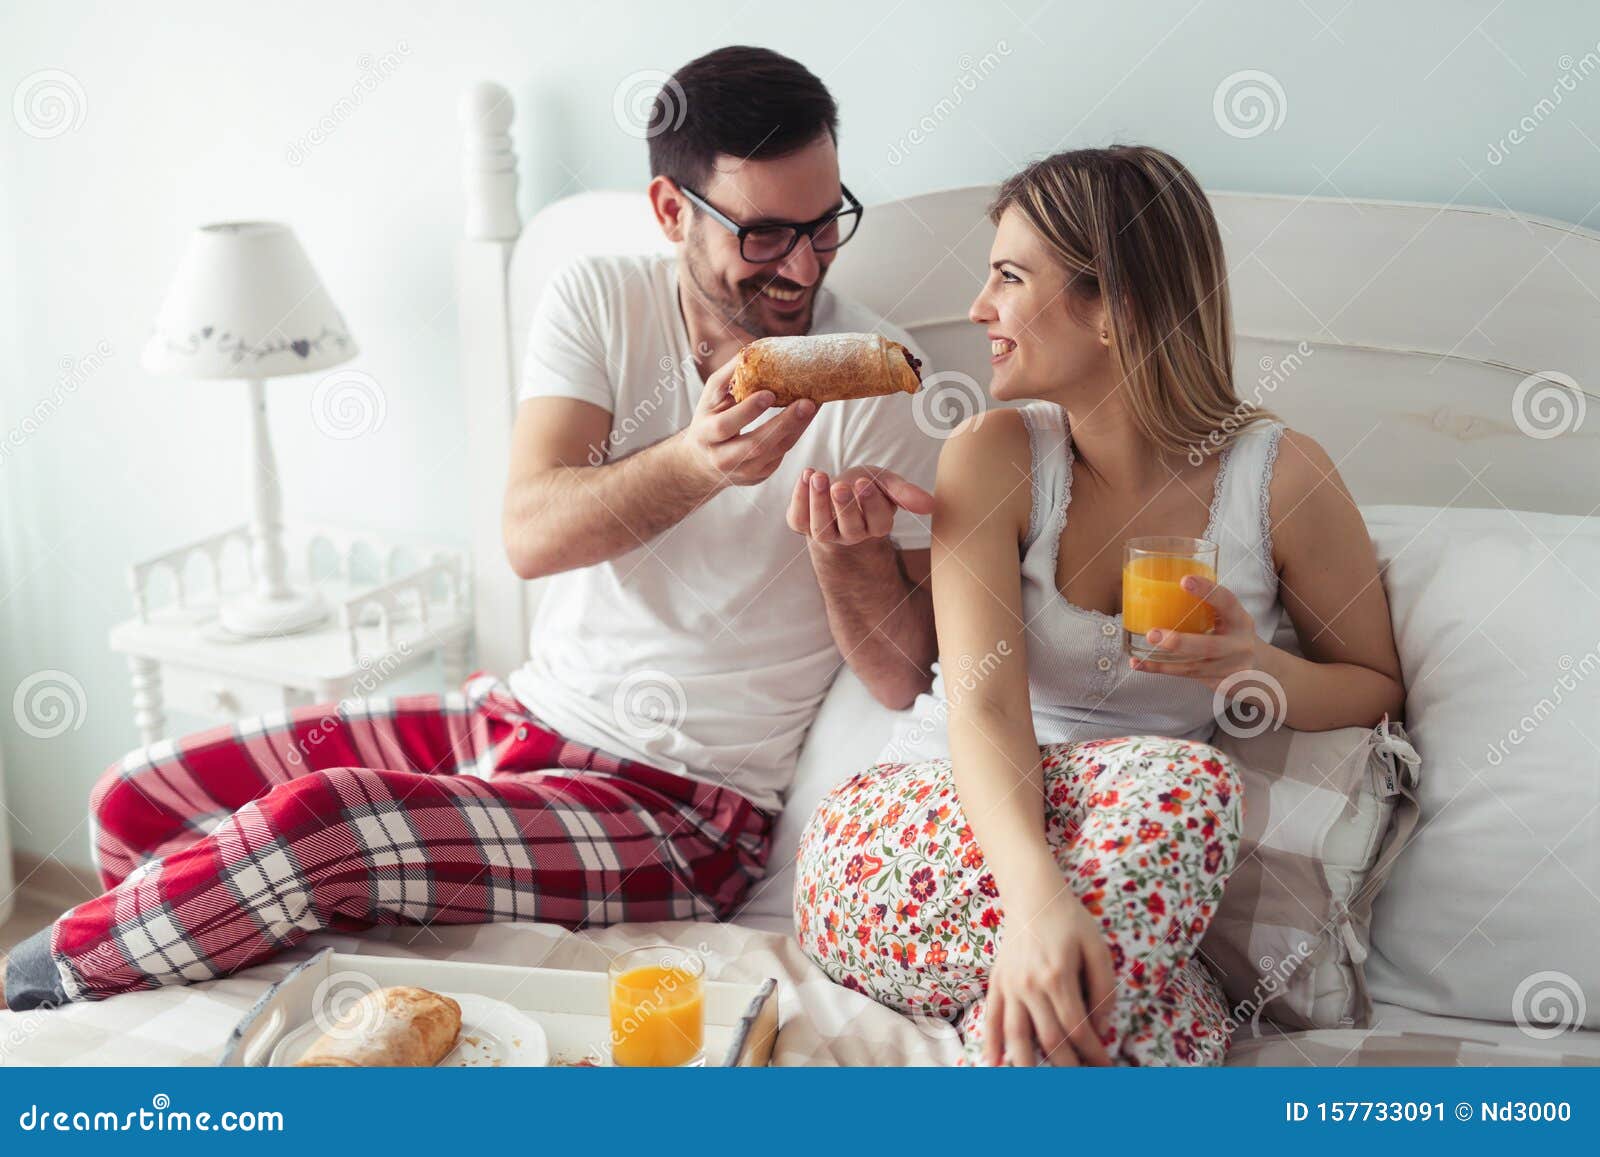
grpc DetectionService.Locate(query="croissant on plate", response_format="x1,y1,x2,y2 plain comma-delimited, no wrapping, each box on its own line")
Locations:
294,986,462,1067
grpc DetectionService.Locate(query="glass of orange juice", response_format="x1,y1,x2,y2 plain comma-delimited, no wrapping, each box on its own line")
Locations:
607,945,706,1067
1123,536,1218,662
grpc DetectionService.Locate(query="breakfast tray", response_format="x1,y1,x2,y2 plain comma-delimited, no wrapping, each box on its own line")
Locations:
217,948,779,1067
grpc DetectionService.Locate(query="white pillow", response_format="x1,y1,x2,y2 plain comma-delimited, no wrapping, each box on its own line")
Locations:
1361,504,1600,1030
738,667,901,929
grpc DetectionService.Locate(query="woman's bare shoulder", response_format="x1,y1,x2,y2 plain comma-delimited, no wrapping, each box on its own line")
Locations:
934,407,1034,537
1267,427,1364,549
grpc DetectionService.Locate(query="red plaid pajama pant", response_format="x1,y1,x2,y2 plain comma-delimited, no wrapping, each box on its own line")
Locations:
47,675,772,1003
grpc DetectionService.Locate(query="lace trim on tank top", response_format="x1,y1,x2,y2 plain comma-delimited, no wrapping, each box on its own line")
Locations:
1021,405,1055,549
1047,418,1239,624
1256,421,1286,587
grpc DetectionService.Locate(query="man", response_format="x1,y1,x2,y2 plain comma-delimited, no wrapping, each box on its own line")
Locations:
2,46,938,1012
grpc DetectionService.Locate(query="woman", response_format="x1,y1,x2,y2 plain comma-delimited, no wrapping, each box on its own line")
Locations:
793,146,1405,1067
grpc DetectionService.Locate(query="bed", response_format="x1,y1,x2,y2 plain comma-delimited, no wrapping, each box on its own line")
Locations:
4,81,1599,1067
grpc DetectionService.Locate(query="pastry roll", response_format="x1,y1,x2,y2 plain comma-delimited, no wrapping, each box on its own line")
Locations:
294,986,462,1067
730,333,922,406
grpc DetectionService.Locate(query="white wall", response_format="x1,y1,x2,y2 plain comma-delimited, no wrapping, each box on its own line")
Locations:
2,0,1597,865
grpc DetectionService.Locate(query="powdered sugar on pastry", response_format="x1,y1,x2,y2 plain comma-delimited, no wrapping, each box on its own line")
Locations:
730,333,922,406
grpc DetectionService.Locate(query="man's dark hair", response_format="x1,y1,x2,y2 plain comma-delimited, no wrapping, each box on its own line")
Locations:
647,46,838,189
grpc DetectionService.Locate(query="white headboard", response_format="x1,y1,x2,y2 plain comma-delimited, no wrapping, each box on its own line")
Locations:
457,82,1600,678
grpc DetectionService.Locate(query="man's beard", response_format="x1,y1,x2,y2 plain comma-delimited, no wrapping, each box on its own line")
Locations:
681,243,823,340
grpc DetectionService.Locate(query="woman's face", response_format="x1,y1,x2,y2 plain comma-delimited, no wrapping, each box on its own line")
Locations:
968,206,1110,404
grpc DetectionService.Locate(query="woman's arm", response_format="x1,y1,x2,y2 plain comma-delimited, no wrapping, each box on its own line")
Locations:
932,412,1049,897
932,411,1114,1066
1257,430,1405,729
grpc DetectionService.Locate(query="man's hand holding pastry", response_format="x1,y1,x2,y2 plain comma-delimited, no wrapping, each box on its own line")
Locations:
676,359,819,489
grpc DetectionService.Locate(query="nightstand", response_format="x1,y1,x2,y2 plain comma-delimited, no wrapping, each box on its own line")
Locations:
108,524,473,743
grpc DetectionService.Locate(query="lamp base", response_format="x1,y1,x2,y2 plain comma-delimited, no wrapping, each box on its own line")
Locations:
219,589,329,637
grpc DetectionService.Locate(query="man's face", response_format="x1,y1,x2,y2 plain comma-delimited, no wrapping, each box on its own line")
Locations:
679,134,843,339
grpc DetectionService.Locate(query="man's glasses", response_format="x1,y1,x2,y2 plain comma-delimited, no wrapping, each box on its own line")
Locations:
678,183,863,264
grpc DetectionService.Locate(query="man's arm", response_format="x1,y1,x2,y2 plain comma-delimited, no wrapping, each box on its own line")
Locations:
809,539,934,710
503,366,818,579
787,466,937,709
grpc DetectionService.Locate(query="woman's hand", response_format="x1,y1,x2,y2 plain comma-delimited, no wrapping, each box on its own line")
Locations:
1129,574,1262,688
984,887,1117,1066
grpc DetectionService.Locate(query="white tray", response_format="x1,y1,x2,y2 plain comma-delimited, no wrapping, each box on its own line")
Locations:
218,948,779,1068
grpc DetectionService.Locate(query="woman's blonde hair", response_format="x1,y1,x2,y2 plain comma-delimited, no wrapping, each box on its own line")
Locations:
990,145,1270,457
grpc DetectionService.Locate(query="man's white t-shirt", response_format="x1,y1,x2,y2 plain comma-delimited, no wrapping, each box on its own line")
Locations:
510,253,941,812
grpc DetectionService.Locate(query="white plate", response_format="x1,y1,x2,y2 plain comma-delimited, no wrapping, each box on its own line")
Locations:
270,992,550,1068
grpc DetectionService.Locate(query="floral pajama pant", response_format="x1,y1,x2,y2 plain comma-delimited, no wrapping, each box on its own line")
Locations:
795,736,1243,1066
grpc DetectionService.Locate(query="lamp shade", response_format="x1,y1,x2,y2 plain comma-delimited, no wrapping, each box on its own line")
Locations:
141,221,357,380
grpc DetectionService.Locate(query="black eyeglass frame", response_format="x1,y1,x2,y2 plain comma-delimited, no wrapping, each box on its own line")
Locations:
677,183,864,263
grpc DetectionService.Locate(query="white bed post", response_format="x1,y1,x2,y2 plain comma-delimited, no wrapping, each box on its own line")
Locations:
458,82,530,679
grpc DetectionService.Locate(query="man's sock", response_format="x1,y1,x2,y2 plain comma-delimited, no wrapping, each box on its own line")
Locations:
3,927,69,1011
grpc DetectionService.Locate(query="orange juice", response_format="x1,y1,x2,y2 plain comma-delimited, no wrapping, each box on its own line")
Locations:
608,963,704,1067
1122,554,1217,637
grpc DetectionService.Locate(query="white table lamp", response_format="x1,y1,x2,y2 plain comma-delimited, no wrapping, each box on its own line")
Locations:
142,222,357,636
